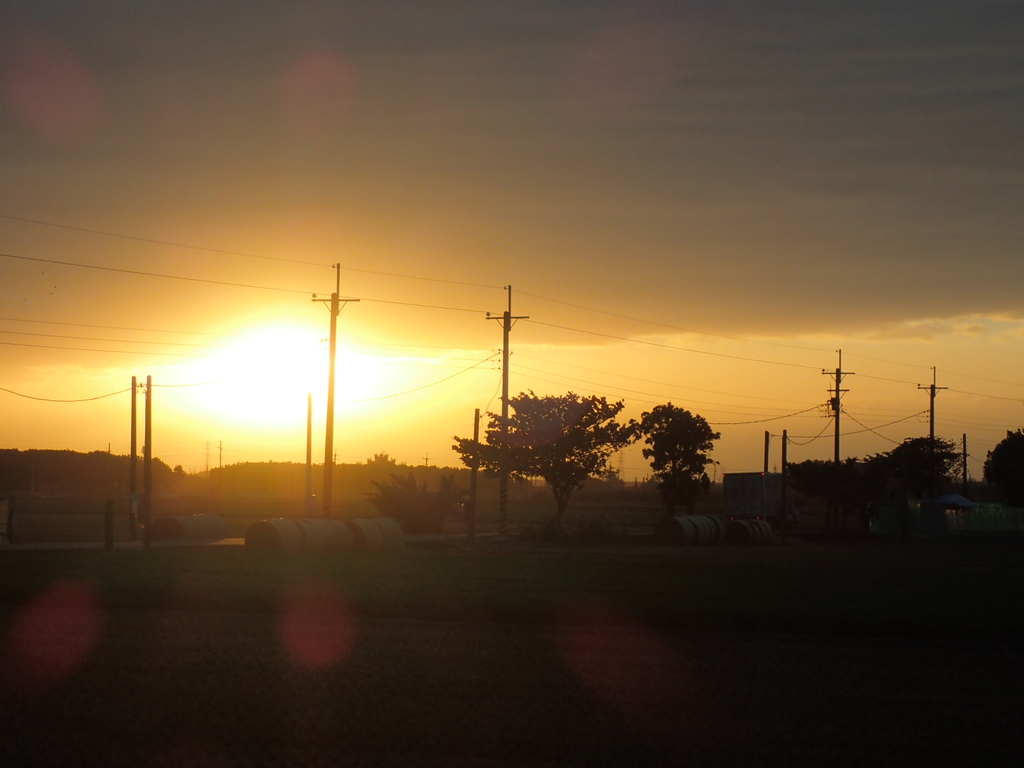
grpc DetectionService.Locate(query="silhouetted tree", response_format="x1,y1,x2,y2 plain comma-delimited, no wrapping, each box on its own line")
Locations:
984,429,1024,507
638,404,719,516
366,472,462,534
453,392,636,527
870,436,961,499
790,458,887,531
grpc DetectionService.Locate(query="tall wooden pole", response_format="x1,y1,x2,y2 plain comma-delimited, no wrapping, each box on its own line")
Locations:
467,408,480,542
488,286,527,537
780,429,788,545
763,430,770,473
962,433,969,496
129,375,138,541
142,375,153,551
306,392,314,517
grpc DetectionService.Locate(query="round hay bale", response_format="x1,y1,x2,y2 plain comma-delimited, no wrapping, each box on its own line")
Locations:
373,518,404,551
297,519,353,552
245,519,304,552
751,519,773,543
345,518,386,551
725,519,755,545
702,515,726,544
677,516,701,545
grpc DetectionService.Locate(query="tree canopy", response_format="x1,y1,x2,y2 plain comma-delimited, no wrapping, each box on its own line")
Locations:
452,391,635,524
869,436,961,499
984,429,1024,507
638,404,719,515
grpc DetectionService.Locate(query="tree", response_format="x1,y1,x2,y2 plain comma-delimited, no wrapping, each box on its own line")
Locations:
870,436,961,499
984,429,1024,507
366,473,462,534
637,404,719,516
790,457,888,531
453,392,636,527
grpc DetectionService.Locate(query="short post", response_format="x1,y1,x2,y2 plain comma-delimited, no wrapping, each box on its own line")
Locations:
2,497,12,545
104,500,114,550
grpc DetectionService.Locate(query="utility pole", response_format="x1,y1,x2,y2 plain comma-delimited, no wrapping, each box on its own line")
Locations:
763,431,770,473
142,375,153,551
313,264,358,518
305,392,313,517
205,442,210,477
487,285,528,537
129,375,138,541
780,430,788,545
962,433,968,496
822,350,853,464
219,440,223,471
467,408,480,543
918,367,947,499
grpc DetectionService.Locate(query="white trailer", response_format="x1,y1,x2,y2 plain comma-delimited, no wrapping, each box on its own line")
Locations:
723,472,797,529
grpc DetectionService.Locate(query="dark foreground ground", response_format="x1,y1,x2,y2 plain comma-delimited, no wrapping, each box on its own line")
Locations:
1,539,1022,766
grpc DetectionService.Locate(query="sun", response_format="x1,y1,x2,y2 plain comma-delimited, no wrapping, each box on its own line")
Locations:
175,323,394,429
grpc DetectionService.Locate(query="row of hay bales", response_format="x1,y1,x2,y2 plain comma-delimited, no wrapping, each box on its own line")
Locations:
244,517,403,552
655,515,774,546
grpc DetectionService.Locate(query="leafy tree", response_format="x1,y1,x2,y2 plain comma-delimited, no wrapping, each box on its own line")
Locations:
870,436,961,498
637,404,719,515
789,458,888,531
453,392,636,526
984,429,1024,507
366,473,463,534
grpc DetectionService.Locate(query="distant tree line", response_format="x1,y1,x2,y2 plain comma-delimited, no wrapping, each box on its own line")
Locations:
0,449,174,496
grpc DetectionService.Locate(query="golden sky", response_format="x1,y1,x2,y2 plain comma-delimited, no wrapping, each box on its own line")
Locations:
1,2,1022,480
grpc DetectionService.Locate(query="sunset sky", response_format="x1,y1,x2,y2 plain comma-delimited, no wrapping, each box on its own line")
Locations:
2,2,1022,482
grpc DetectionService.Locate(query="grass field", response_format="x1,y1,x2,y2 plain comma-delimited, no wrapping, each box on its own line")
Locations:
1,540,1022,766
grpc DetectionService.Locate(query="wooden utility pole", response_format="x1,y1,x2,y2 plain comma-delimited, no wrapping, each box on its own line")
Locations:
129,375,138,541
305,392,314,517
918,367,947,499
142,375,153,551
314,265,358,518
467,408,480,542
763,430,770,473
962,433,969,496
780,429,788,545
487,286,528,537
823,350,853,464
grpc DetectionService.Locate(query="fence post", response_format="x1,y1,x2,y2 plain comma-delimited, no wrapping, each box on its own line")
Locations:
4,497,12,545
104,500,115,550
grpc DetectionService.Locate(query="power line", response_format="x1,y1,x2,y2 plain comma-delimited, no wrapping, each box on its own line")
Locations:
517,289,833,354
349,295,489,314
516,352,816,407
0,385,131,402
842,410,930,438
786,420,835,446
709,406,823,426
1,251,315,294
948,387,1023,403
0,329,231,349
842,412,904,445
524,320,822,371
0,340,216,357
336,354,498,403
514,361,812,415
0,213,504,289
0,316,243,337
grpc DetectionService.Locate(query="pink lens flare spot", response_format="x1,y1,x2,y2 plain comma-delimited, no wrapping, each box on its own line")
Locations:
0,24,102,144
556,601,686,730
279,583,355,669
2,581,105,694
280,49,359,138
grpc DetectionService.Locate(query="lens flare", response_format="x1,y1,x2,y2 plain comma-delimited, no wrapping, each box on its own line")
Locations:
2,580,105,694
278,582,355,670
